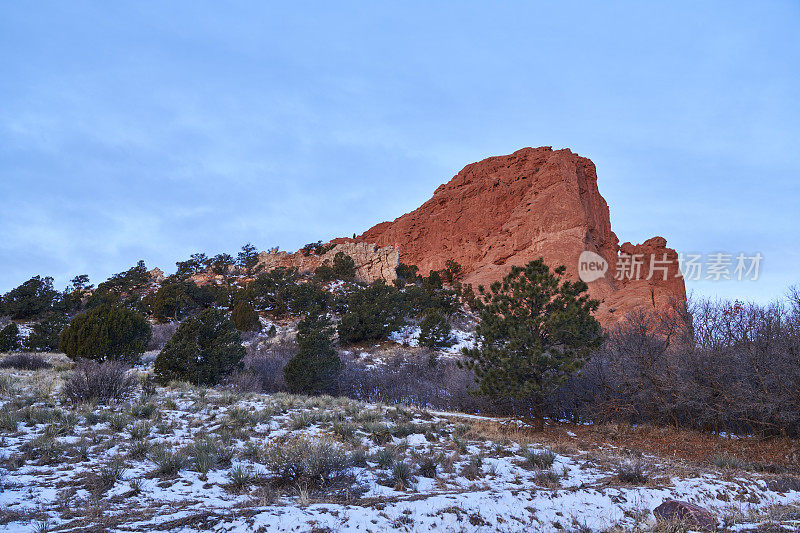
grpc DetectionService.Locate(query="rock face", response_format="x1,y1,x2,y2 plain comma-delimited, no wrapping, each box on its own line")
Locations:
355,146,685,325
148,268,165,284
256,241,399,283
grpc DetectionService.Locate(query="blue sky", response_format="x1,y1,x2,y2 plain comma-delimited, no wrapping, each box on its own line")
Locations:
1,1,798,302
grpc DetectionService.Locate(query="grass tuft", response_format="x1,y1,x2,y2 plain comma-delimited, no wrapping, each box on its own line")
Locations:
523,448,556,469
150,445,187,478
617,458,648,484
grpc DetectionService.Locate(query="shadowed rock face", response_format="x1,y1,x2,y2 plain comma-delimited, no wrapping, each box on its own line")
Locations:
354,146,686,325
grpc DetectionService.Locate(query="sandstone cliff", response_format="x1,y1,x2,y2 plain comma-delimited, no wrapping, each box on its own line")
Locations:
255,241,399,283
355,147,685,325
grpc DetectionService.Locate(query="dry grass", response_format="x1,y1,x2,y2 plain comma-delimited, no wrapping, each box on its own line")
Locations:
458,416,800,472
720,502,800,530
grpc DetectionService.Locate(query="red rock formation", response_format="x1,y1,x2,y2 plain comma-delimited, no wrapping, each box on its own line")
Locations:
355,147,685,325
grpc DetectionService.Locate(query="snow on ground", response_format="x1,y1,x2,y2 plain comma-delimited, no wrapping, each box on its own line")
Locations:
0,360,799,532
389,325,421,348
446,327,476,355
14,324,32,340
389,323,476,357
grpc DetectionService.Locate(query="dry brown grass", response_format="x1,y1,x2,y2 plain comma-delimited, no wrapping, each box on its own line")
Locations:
453,415,800,473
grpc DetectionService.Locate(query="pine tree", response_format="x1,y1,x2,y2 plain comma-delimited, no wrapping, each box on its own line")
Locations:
246,267,300,317
418,308,455,349
462,259,603,421
175,253,210,279
1,276,59,320
337,281,406,344
210,253,234,276
143,282,214,323
86,261,150,309
231,301,261,332
0,323,21,352
145,282,193,322
70,274,92,293
237,243,260,275
284,311,342,395
395,263,420,285
441,260,462,283
154,308,244,385
25,313,70,351
332,252,356,281
59,304,151,363
288,283,330,315
315,252,357,283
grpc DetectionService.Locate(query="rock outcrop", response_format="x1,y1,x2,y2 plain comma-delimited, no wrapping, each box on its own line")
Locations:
255,241,399,283
148,268,165,284
653,500,716,531
355,146,685,325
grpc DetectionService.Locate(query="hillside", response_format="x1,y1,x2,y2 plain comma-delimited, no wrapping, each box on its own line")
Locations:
2,355,800,532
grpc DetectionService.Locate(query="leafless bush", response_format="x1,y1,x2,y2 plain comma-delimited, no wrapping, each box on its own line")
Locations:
61,360,137,404
239,338,297,392
0,353,51,370
224,370,263,393
338,351,497,414
236,335,499,413
147,322,178,350
555,292,800,436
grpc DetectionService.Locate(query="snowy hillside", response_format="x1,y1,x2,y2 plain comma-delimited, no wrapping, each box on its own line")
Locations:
1,355,799,532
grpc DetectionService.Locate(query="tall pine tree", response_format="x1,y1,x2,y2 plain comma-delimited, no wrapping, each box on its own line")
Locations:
284,310,342,395
462,259,603,422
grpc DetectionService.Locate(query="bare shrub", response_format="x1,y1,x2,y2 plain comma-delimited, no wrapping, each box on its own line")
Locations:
338,352,495,414
147,322,178,351
229,344,511,415
231,328,535,417
61,360,136,404
241,339,297,393
224,370,263,393
555,294,800,437
0,353,51,370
